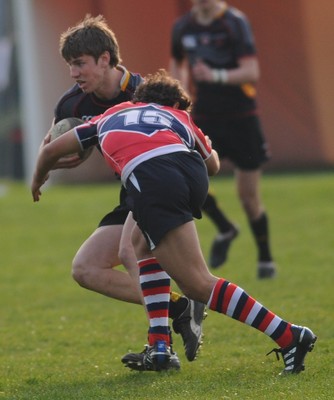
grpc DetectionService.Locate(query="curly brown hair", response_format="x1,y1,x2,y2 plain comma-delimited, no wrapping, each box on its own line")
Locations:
133,69,192,112
59,14,121,66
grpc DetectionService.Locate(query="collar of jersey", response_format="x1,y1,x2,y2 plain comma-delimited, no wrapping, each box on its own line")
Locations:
117,65,130,92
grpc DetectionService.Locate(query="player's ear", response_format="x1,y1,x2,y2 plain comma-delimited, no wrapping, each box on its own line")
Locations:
99,51,110,67
173,102,180,109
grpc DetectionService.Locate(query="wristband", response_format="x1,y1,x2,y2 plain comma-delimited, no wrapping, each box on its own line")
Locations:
212,69,228,84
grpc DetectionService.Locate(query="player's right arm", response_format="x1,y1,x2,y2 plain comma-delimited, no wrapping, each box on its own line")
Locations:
32,129,84,202
39,118,84,170
169,17,192,92
203,136,220,176
188,120,220,176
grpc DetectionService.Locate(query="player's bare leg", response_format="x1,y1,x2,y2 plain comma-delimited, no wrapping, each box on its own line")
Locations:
118,214,145,306
153,221,217,303
235,169,263,220
121,213,206,371
236,169,276,278
129,213,207,361
151,221,316,374
72,224,142,303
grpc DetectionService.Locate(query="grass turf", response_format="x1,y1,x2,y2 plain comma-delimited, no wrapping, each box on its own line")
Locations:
0,171,333,399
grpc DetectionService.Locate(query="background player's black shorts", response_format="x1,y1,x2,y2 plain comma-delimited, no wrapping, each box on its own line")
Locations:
98,185,130,227
194,115,271,170
125,151,209,250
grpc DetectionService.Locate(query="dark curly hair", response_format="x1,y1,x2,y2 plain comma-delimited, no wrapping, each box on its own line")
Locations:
59,14,121,66
133,69,192,112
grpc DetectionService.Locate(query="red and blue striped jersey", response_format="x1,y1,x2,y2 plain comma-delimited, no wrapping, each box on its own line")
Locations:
75,101,213,184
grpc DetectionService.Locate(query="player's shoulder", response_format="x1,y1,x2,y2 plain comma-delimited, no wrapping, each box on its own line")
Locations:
57,83,84,103
54,83,86,121
154,104,191,124
173,11,193,31
225,6,249,24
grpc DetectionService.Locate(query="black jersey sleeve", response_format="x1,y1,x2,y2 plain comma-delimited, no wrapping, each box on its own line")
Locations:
227,8,257,58
171,15,189,62
54,84,85,123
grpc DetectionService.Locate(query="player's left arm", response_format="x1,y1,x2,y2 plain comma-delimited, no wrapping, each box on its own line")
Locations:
193,11,260,86
192,124,220,176
192,56,259,85
39,119,84,170
204,146,220,176
31,130,82,202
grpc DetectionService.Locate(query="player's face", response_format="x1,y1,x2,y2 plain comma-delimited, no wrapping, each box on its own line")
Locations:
192,0,219,11
67,54,107,93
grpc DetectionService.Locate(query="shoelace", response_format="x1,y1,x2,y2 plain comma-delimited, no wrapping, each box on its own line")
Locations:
266,348,282,361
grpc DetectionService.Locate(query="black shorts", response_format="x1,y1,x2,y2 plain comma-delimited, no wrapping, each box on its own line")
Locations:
125,151,209,250
98,185,130,227
194,115,270,170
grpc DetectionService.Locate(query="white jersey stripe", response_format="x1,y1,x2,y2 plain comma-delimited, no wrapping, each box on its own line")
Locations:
121,144,190,186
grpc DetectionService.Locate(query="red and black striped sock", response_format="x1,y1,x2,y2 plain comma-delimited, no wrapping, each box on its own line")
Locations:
138,257,170,346
208,278,293,348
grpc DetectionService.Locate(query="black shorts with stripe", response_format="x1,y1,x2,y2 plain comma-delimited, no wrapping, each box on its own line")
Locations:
98,185,130,227
125,151,209,250
194,115,271,170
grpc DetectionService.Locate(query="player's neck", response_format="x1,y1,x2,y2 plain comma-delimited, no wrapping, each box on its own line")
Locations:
193,1,227,25
93,67,122,100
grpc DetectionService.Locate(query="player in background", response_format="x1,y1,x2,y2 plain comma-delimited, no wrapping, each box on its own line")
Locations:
31,69,317,375
170,0,277,278
41,14,206,368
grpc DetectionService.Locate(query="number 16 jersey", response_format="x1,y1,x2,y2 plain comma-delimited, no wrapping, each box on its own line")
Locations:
75,101,213,185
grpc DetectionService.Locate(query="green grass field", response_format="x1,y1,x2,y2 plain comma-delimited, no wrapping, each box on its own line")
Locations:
1,171,333,399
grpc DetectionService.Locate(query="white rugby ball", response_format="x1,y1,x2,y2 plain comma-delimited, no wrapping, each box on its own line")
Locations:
50,117,93,160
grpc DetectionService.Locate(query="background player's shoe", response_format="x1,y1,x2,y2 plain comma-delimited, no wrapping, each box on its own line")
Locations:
121,343,180,372
257,261,276,279
209,226,239,268
172,299,206,361
267,325,317,374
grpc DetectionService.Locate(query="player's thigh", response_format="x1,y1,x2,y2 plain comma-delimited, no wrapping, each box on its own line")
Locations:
75,225,123,268
235,169,261,198
153,221,216,302
119,212,136,253
118,211,148,273
119,211,146,247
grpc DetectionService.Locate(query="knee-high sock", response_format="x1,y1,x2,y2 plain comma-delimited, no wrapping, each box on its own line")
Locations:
208,278,293,348
202,192,234,233
139,257,170,346
249,212,273,262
